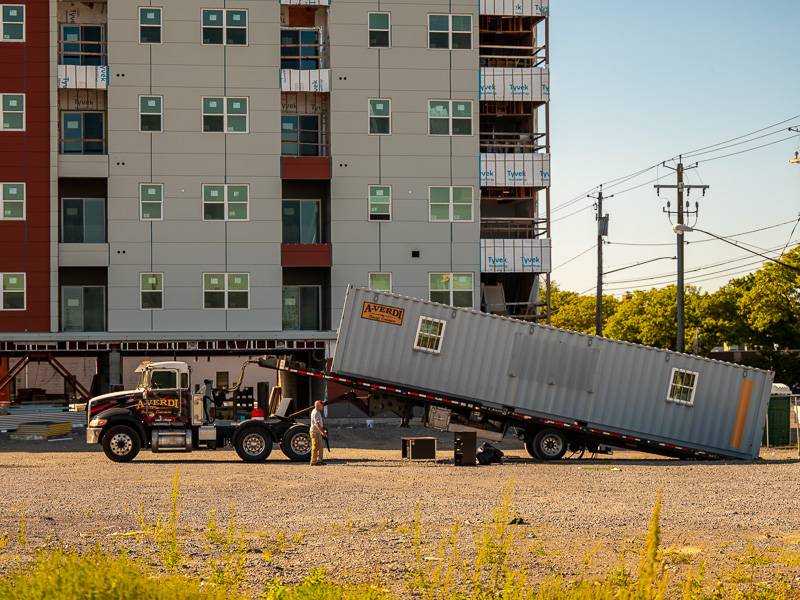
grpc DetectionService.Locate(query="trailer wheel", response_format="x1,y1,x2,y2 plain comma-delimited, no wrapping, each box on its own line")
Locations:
281,424,312,462
102,424,141,463
524,436,538,459
533,429,568,461
234,426,273,463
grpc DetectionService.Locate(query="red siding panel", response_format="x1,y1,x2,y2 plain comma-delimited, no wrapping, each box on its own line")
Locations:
0,0,51,332
282,243,333,268
281,156,332,180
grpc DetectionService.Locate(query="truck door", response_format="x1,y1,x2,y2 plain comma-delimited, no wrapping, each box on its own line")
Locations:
145,369,186,424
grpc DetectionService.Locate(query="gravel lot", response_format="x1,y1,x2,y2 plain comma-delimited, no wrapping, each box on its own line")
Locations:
0,424,798,594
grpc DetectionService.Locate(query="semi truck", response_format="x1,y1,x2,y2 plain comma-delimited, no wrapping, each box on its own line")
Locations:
87,287,774,462
86,359,312,463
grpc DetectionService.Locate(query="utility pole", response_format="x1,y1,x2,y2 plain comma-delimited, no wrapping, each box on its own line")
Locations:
655,157,708,353
588,186,611,336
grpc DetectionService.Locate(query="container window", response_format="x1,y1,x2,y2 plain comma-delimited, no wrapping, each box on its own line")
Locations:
667,368,698,406
414,316,446,354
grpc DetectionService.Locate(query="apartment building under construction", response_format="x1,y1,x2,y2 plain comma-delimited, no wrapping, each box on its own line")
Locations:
0,0,550,405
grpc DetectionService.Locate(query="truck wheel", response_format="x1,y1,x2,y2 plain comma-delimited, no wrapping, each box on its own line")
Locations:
102,424,141,463
533,429,568,461
280,424,312,462
235,426,273,463
524,436,538,459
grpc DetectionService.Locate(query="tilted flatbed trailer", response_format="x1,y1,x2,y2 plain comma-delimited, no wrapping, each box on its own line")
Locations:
266,287,773,461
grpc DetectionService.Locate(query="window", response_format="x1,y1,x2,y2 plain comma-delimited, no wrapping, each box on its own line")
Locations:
280,28,320,69
281,115,320,156
369,273,392,292
0,273,24,310
139,96,163,132
61,286,105,331
428,100,472,136
428,14,471,49
62,198,105,243
414,316,446,354
140,183,163,220
368,99,391,135
61,112,104,154
282,286,321,331
1,5,24,41
368,12,390,48
140,273,163,310
368,185,391,221
215,372,229,389
429,186,473,222
202,9,247,45
203,273,249,309
60,24,106,65
429,273,474,308
202,97,248,133
150,370,177,389
1,182,24,220
1,93,24,131
667,368,699,406
203,184,249,221
139,7,162,44
282,199,320,243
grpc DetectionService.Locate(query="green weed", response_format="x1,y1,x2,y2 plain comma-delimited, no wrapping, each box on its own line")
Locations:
205,503,247,589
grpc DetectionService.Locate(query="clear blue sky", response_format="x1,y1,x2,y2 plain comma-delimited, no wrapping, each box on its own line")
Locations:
549,0,800,295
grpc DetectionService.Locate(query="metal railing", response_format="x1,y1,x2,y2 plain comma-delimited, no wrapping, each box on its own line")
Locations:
60,137,106,155
480,131,546,154
58,40,108,66
480,217,546,239
479,45,547,69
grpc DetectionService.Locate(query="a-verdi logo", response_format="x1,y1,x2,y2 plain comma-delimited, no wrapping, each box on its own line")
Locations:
361,301,405,326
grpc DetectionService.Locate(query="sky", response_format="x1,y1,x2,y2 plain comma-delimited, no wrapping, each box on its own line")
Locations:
548,0,800,295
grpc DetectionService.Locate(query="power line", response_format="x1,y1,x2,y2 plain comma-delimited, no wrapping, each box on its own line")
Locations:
551,243,596,272
681,127,799,160
698,134,800,164
605,217,799,247
675,114,800,158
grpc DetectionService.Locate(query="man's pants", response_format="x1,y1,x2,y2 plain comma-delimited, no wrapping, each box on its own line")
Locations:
310,429,324,464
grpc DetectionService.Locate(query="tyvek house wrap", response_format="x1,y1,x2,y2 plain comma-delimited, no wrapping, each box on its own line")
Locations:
332,287,773,460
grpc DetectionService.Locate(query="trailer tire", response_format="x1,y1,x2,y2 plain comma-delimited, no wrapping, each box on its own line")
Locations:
281,424,312,462
524,436,538,459
102,424,141,463
532,429,568,461
234,426,273,463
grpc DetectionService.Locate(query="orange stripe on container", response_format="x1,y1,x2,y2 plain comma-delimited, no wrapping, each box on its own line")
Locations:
730,379,753,448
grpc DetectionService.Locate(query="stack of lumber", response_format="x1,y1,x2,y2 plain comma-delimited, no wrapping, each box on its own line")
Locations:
9,421,73,440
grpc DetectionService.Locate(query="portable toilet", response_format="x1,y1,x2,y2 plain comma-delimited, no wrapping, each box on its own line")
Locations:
763,383,792,447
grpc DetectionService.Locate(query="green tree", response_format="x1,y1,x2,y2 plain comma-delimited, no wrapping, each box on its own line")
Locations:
549,285,619,334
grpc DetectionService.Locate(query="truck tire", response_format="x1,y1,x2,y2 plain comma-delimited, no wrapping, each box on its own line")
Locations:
524,436,538,459
532,429,568,461
102,424,141,463
280,424,312,462
234,426,273,463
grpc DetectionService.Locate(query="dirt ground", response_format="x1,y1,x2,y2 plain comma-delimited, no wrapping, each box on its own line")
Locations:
0,424,799,594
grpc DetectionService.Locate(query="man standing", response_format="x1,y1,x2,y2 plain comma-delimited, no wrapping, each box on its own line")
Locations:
310,400,326,465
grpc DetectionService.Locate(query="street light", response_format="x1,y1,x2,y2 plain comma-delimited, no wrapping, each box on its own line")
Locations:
672,224,800,273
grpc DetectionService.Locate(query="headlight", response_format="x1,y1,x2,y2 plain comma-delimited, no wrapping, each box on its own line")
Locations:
88,418,107,428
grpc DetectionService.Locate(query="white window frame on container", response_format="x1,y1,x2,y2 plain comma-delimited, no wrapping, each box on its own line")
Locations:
428,14,471,50
666,368,699,406
1,4,24,41
429,272,474,308
428,100,472,136
0,272,25,311
367,12,390,48
202,184,249,221
202,97,249,133
201,8,248,46
368,272,392,293
428,186,473,222
140,272,164,310
368,98,391,135
368,185,391,221
138,6,162,44
413,316,446,354
139,183,163,221
139,95,163,132
1,182,24,220
1,93,24,131
203,273,250,310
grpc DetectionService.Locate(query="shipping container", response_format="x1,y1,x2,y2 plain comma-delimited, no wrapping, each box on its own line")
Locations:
331,287,773,460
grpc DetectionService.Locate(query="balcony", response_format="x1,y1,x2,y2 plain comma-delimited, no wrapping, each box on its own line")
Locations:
282,243,332,268
281,68,330,93
280,27,329,93
480,131,546,154
480,217,546,239
281,0,330,4
58,243,109,268
479,67,549,102
281,111,331,179
480,153,550,188
480,238,551,273
58,25,108,89
479,0,548,17
57,65,109,90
